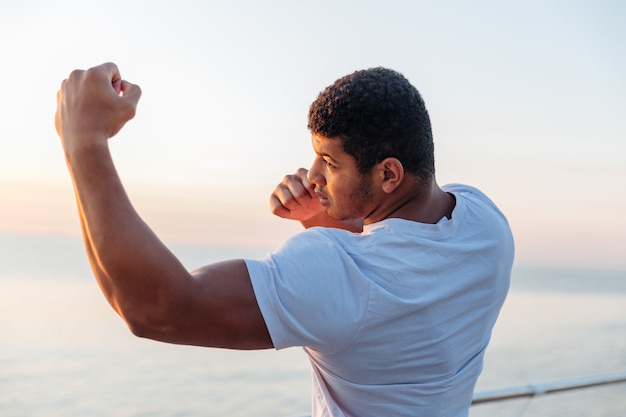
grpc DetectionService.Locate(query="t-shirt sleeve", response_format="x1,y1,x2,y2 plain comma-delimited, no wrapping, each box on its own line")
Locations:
245,229,371,352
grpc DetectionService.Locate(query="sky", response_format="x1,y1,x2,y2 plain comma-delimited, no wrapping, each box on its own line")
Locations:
0,0,624,270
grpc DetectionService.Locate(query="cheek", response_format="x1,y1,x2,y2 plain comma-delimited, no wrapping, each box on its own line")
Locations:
326,174,347,194
351,177,374,204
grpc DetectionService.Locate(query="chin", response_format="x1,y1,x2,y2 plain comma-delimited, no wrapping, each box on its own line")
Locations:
330,212,355,222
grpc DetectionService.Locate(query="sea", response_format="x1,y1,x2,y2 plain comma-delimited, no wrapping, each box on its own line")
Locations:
1,233,625,417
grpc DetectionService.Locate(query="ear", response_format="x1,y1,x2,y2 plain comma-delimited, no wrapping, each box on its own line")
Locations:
379,158,404,194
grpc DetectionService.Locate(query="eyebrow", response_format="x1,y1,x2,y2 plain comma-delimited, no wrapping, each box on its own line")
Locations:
318,152,340,163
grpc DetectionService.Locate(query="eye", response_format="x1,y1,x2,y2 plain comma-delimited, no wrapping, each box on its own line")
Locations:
324,159,337,169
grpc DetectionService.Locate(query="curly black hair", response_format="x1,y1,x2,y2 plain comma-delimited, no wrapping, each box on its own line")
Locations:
308,67,434,179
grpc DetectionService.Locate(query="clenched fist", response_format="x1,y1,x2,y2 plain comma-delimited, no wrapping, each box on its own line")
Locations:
55,62,141,152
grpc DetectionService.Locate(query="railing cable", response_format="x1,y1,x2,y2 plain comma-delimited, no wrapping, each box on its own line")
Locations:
472,371,626,405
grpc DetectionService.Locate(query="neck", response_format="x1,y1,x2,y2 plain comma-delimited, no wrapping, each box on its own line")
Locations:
365,178,455,225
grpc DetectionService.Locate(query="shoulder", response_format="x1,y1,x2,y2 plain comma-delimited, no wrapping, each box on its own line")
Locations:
245,227,371,351
443,183,509,221
271,226,361,257
443,183,494,204
443,183,514,253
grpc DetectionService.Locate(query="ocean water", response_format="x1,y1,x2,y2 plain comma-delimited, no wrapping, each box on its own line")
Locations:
1,234,625,417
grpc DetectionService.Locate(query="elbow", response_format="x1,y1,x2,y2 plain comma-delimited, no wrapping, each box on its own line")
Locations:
124,313,177,342
117,304,177,342
108,283,188,342
125,316,155,339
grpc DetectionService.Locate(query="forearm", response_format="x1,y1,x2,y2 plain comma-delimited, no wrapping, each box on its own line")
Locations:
300,211,364,232
66,143,189,325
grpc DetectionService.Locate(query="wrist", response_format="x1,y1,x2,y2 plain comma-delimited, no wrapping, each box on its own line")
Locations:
63,136,111,164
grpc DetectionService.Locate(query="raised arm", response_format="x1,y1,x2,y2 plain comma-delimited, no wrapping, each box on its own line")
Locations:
55,63,271,350
270,168,363,232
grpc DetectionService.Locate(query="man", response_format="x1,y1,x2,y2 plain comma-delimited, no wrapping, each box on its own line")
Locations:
55,63,514,416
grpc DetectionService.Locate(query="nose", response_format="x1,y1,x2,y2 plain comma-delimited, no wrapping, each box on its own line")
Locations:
307,157,326,186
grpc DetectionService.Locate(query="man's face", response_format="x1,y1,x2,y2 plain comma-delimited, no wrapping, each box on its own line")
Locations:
308,134,376,221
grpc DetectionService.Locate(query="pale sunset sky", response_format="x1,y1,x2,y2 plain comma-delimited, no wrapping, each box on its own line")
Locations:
0,1,624,270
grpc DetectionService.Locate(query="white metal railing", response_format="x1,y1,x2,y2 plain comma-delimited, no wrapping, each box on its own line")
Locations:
471,371,626,404
296,371,626,416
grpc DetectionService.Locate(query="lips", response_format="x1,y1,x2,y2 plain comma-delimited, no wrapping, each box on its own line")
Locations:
315,190,330,207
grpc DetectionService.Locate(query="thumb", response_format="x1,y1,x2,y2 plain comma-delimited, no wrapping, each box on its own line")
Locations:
120,80,142,105
112,79,123,95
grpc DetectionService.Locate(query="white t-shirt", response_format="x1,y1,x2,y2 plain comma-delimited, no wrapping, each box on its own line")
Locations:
245,184,514,417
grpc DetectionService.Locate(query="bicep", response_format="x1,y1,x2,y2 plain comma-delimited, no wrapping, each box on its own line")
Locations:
141,259,273,350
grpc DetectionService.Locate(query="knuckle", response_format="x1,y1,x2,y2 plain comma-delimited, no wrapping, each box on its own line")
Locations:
68,69,84,80
291,186,307,200
269,202,279,214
